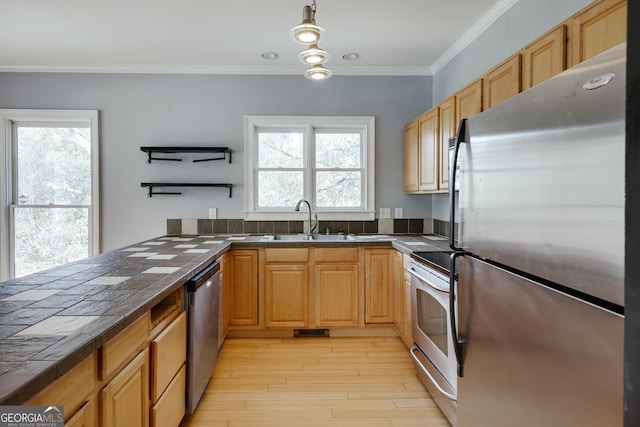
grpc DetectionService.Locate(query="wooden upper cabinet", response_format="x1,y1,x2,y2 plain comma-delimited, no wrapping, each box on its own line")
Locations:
403,119,419,193
483,54,522,110
455,79,483,124
438,96,456,192
523,25,567,90
418,108,439,192
570,0,627,66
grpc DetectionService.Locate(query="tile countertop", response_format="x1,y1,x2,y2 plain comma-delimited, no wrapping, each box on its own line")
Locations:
0,233,450,405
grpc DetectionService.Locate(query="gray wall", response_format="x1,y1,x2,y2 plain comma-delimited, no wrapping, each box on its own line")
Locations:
430,0,594,220
0,73,432,250
434,0,593,104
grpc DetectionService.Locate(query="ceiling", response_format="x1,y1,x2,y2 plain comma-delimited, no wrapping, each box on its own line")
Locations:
0,0,515,76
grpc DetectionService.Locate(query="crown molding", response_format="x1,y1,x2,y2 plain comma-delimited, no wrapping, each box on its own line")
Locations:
0,64,433,77
430,0,519,75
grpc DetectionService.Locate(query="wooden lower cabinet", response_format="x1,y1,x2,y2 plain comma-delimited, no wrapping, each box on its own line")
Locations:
365,248,394,324
26,353,97,426
65,399,96,427
100,348,149,427
228,249,259,326
149,310,186,427
402,254,414,348
264,264,309,327
314,264,360,327
150,365,186,427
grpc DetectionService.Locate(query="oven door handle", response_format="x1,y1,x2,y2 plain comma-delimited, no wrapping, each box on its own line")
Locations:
407,267,449,293
410,346,457,401
450,251,467,377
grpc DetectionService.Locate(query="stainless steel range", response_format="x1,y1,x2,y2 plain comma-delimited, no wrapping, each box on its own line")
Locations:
408,251,456,426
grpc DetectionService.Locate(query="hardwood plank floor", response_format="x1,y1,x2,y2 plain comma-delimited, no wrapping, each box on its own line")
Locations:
180,336,450,427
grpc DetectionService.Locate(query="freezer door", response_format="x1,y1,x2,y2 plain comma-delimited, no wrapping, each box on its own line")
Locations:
458,42,625,306
456,256,623,427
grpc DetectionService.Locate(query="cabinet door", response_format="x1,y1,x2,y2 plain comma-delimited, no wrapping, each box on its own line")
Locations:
65,400,96,427
392,250,405,337
570,0,626,66
404,120,420,193
264,264,309,328
455,79,483,125
100,349,149,427
402,255,414,348
365,249,394,324
228,249,259,326
418,108,439,192
438,96,456,191
523,25,567,90
314,264,360,327
483,54,522,110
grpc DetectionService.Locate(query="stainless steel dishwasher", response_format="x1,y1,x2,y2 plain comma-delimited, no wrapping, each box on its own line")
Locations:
185,260,220,414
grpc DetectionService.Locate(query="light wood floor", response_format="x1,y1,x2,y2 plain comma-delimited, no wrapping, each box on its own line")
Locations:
180,336,450,427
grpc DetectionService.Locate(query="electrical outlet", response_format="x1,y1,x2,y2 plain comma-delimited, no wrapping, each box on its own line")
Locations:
208,208,218,219
379,208,391,219
395,208,403,218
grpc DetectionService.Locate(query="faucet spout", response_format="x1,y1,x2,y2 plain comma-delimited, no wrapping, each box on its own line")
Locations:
294,199,317,234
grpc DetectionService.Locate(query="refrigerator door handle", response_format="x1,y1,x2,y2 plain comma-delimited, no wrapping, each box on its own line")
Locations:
450,251,467,377
449,119,467,251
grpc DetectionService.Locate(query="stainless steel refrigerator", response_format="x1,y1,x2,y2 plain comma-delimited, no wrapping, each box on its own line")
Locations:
449,42,625,426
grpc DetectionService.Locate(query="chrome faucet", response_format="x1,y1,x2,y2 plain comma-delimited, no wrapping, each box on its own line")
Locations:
295,199,318,235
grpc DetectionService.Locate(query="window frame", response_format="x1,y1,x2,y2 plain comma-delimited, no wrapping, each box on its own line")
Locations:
244,116,375,221
0,109,100,280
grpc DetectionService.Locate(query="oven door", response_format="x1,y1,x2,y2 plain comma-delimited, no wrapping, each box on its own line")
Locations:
410,266,457,389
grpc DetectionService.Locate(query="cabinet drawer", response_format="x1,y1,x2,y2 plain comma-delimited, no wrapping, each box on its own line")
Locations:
100,313,150,380
151,364,186,427
265,248,309,263
151,310,186,402
64,399,96,427
26,353,97,421
315,248,359,263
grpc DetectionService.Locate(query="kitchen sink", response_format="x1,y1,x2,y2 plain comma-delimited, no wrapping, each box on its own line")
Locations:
263,234,356,241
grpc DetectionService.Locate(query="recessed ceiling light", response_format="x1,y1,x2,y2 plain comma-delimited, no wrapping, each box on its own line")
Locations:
261,52,279,60
342,52,360,61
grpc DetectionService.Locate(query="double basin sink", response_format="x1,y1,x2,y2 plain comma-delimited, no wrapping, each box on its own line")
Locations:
263,234,356,241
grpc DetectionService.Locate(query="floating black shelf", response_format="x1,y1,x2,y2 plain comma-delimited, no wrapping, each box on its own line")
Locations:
141,183,232,198
140,146,232,163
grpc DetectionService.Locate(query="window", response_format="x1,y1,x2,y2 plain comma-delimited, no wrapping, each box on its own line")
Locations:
244,116,375,220
0,110,99,280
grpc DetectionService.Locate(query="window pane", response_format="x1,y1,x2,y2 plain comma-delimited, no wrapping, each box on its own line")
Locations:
316,133,361,168
258,171,303,207
13,207,89,278
316,171,361,207
258,132,304,168
17,126,91,205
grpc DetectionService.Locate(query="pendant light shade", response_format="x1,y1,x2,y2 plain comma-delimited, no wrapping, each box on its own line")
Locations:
290,5,325,44
298,43,329,65
304,64,332,80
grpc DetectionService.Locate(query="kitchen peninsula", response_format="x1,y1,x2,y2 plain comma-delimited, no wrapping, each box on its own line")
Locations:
0,232,449,424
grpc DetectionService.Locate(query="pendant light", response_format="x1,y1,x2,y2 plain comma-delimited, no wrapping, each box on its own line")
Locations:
290,1,324,44
298,43,330,65
290,0,332,80
304,64,333,80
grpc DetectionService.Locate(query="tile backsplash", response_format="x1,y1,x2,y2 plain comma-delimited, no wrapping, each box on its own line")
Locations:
167,218,453,237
